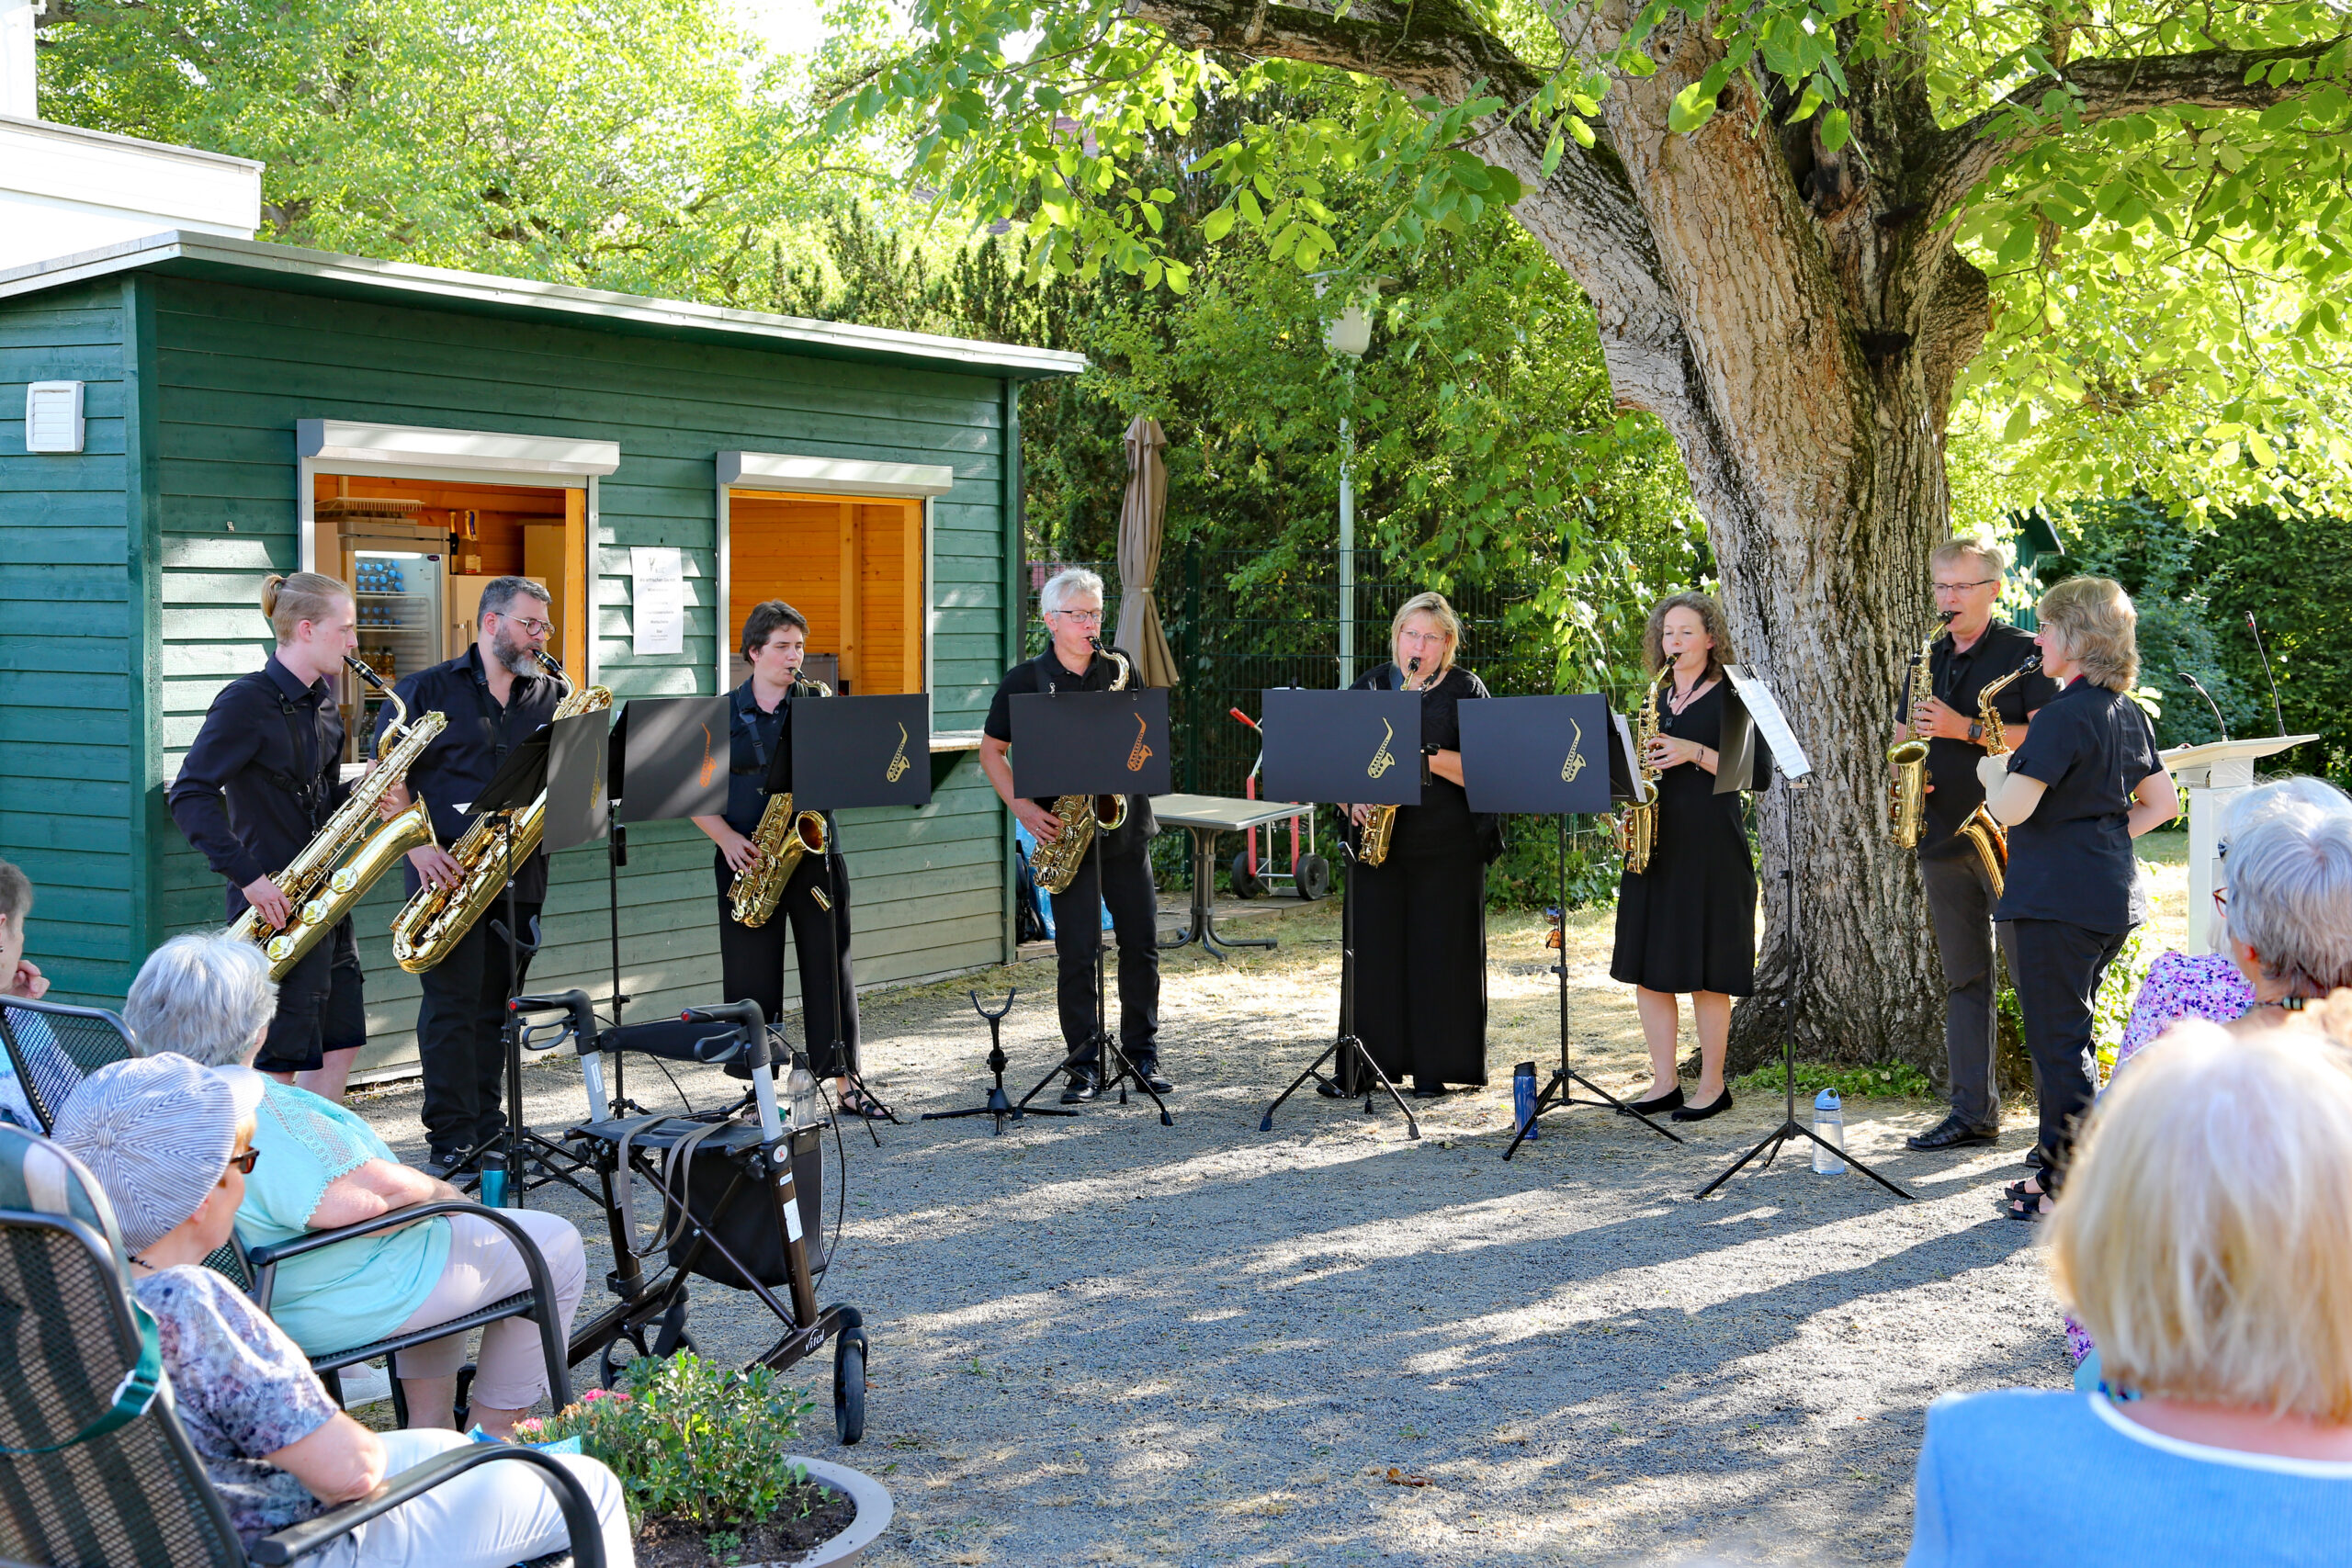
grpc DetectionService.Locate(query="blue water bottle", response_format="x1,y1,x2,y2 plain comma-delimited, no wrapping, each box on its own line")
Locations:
1512,1060,1539,1141
478,1150,509,1207
1812,1089,1846,1174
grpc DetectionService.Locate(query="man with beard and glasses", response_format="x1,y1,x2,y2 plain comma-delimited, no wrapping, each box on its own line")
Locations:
376,577,561,1178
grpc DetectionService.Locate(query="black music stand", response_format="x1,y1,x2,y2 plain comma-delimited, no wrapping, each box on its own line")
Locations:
788,694,932,1139
1694,669,1913,1202
1458,694,1685,1156
611,694,731,1116
1255,688,1422,1137
1005,684,1175,1125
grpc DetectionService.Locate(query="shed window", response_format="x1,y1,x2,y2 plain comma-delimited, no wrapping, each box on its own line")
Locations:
724,491,925,695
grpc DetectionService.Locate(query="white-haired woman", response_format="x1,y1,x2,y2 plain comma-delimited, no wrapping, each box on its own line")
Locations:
1905,1021,2352,1564
124,934,585,1438
978,568,1169,1102
1343,592,1497,1096
1977,576,2177,1218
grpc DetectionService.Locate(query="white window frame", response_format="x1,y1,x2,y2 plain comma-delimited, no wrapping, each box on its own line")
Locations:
713,451,954,707
295,419,621,681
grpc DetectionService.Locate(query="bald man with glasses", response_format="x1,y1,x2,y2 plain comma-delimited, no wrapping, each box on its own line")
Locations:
1898,538,2060,1151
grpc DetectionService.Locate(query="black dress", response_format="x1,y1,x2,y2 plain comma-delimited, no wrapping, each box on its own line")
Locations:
1610,679,1759,996
1348,663,1493,1089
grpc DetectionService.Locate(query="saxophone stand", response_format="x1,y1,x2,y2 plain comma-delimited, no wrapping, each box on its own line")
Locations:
924,989,1073,1133
1012,821,1173,1125
1694,711,1912,1201
1503,812,1682,1157
1258,831,1418,1136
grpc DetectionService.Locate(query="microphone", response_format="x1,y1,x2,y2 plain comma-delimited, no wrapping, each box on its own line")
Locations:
2180,671,2229,742
2245,612,2286,737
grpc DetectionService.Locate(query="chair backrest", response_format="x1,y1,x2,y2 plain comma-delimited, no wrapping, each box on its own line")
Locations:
0,998,138,1134
0,1124,245,1567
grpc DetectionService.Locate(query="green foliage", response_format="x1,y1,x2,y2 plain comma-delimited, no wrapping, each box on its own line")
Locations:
521,1355,817,1531
1729,1058,1939,1102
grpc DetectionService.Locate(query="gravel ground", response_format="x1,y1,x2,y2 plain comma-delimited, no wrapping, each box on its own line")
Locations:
344,866,2177,1567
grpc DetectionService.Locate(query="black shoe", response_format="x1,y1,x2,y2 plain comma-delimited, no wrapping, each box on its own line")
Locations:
421,1149,467,1181
1059,1070,1100,1105
1128,1061,1175,1094
1628,1085,1685,1115
1906,1114,1999,1152
1408,1083,1451,1100
1670,1089,1734,1122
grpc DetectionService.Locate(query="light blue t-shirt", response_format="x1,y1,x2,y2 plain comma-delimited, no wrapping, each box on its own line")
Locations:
234,1082,451,1355
1909,1389,2352,1566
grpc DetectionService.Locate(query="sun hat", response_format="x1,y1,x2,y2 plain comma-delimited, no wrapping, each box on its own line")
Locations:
51,1055,266,1255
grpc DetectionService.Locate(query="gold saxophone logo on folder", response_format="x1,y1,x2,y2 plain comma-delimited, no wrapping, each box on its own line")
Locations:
697,724,718,789
1126,712,1153,772
1366,719,1397,779
885,723,911,782
1561,715,1588,783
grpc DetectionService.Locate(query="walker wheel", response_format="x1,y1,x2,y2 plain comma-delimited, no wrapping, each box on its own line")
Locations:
1229,852,1261,899
1295,854,1331,901
832,1329,868,1446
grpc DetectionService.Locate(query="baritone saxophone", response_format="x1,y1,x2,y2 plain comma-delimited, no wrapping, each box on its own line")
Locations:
727,675,834,930
1028,641,1131,897
389,651,612,973
1954,656,2041,899
225,656,447,979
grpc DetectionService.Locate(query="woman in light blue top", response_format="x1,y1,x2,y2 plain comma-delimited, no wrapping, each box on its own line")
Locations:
1907,1018,2352,1565
124,934,584,1438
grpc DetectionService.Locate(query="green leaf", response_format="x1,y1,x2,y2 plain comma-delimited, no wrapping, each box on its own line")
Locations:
1820,107,1852,153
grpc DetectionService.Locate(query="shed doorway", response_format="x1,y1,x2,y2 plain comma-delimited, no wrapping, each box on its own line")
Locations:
724,490,925,695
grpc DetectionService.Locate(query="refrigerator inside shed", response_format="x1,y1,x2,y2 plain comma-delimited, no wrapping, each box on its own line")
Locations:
350,550,443,759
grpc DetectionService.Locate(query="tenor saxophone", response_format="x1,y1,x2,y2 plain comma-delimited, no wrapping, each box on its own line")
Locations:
1612,671,1668,874
1029,641,1131,897
224,657,447,980
389,651,612,973
727,675,834,930
1887,613,1952,850
1954,656,2041,899
1356,660,1419,869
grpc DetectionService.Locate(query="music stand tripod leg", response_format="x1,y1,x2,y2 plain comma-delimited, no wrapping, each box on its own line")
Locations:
1088,829,1173,1127
810,857,893,1145
1259,839,1418,1138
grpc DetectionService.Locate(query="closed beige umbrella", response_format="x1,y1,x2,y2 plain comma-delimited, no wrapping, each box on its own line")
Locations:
1113,413,1179,687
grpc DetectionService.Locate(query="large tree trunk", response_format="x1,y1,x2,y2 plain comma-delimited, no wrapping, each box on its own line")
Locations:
1126,0,2315,1072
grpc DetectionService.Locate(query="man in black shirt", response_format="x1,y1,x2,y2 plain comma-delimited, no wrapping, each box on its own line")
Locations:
979,569,1166,1103
169,571,379,1098
1898,538,2060,1151
377,576,561,1176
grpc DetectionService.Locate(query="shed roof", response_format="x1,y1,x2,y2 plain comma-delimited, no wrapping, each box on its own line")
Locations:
0,229,1089,382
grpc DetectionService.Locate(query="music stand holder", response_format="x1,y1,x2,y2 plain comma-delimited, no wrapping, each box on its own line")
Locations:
1250,686,1422,1138
1011,818,1173,1125
922,989,1074,1133
1694,671,1912,1202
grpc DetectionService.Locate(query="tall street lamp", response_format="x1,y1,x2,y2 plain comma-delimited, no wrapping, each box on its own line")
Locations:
1318,280,1374,685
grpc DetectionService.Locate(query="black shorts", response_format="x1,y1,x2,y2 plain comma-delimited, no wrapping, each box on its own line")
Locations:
253,919,368,1075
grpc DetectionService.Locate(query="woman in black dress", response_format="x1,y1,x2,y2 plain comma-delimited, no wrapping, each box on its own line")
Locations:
1611,592,1760,1122
1345,592,1498,1096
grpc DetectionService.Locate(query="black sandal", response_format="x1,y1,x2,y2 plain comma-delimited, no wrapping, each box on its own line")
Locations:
839,1090,892,1121
2002,1186,2052,1221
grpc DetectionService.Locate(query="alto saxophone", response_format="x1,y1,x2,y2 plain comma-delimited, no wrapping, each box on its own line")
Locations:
225,656,447,980
390,650,612,973
1954,656,2041,899
1029,641,1131,897
1887,612,1952,850
728,675,834,930
1613,671,1668,874
1356,660,1421,869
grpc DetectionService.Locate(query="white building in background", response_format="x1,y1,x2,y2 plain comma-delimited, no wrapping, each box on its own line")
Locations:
0,0,262,274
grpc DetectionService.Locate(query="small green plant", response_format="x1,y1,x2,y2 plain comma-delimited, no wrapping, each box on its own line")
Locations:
515,1354,817,1529
1729,1059,1938,1101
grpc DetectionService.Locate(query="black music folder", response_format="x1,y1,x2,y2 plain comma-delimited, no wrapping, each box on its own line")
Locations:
1458,694,1614,816
611,695,730,824
1259,689,1422,807
1008,687,1173,798
790,694,933,811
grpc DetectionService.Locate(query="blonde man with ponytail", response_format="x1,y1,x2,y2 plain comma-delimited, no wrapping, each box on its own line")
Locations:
166,571,373,1100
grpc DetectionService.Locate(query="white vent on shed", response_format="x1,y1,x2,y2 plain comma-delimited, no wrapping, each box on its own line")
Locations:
25,381,85,455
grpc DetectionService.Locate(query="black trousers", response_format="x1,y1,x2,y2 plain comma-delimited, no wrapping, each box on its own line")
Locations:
414,902,540,1158
1048,829,1160,1069
242,914,367,1076
713,849,859,1078
1919,851,2018,1131
2009,917,2132,1194
1350,845,1489,1089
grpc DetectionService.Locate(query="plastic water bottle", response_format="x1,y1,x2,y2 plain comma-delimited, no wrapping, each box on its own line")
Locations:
786,1053,824,1129
1812,1089,1847,1175
1512,1060,1539,1141
478,1149,509,1207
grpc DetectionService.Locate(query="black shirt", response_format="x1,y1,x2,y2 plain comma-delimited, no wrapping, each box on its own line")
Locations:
1995,679,2164,931
984,647,1159,840
374,647,560,902
1910,621,2060,858
1349,662,1495,859
721,678,827,837
168,652,351,899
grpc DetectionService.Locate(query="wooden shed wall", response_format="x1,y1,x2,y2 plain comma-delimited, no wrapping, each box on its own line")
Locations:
69,272,1014,1073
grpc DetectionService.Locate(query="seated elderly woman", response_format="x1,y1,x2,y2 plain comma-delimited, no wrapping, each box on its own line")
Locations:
1905,1021,2352,1565
123,934,584,1438
50,1054,632,1568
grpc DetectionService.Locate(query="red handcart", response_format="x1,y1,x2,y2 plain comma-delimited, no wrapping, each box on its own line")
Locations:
1227,707,1330,900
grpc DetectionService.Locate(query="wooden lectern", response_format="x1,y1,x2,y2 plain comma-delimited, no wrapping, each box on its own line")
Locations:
2161,734,2323,953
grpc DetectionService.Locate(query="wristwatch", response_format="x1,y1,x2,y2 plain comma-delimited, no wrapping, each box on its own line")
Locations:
1967,720,1984,744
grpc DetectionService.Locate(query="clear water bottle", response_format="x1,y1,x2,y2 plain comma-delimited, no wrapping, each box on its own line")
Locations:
1511,1060,1539,1141
1812,1089,1847,1175
786,1051,825,1129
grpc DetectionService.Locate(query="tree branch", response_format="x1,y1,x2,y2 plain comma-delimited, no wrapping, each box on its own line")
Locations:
1926,35,2352,221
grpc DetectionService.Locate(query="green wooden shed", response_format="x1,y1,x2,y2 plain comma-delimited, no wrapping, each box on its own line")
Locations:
0,230,1081,1077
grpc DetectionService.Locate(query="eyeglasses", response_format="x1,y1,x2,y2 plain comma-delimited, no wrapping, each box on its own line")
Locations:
2211,886,2230,919
1397,628,1450,646
1048,608,1103,625
498,615,556,638
1932,580,2000,594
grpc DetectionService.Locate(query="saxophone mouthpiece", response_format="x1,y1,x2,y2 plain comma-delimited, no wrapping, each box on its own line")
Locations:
343,653,387,691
